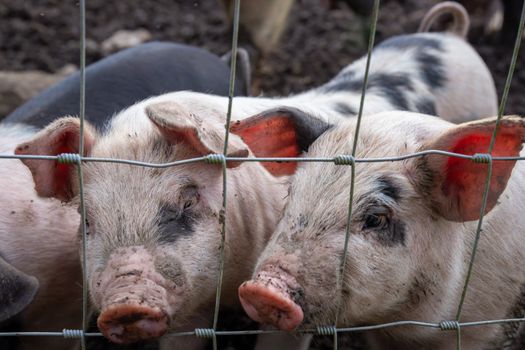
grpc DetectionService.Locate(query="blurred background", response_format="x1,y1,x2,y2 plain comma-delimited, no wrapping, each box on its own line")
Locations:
0,0,524,120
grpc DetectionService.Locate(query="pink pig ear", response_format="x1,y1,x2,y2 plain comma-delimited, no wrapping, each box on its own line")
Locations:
15,117,96,202
414,116,525,222
145,101,249,168
230,107,332,176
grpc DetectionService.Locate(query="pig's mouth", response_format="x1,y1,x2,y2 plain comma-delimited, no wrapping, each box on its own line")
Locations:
238,267,305,331
97,304,169,344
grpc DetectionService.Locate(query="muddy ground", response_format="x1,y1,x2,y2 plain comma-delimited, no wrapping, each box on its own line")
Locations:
1,0,524,349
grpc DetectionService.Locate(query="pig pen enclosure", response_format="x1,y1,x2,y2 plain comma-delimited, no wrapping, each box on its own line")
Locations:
1,0,525,349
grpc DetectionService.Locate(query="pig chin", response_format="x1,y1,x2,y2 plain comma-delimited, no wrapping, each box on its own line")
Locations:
92,246,182,344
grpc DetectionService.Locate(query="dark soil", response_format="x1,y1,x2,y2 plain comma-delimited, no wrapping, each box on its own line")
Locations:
1,0,524,349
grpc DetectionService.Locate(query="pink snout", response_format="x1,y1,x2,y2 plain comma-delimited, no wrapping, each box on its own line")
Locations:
97,304,168,344
238,270,304,331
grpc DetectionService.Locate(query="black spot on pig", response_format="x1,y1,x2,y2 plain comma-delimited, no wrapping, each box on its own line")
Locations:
157,203,197,244
417,51,445,89
367,73,414,111
322,72,414,111
333,102,357,116
415,98,437,115
376,176,401,202
377,35,443,51
320,77,362,93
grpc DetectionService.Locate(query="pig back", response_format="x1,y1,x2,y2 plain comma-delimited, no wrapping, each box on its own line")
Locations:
4,42,248,131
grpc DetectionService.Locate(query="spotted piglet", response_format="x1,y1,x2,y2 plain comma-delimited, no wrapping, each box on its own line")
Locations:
237,111,525,349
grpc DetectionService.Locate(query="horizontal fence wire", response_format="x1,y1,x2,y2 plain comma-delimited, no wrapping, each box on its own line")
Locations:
2,151,525,165
2,0,525,348
0,316,524,338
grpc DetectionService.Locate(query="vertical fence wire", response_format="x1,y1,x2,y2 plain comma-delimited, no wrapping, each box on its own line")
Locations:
78,0,88,349
454,0,525,323
210,0,241,348
332,1,381,349
453,2,525,348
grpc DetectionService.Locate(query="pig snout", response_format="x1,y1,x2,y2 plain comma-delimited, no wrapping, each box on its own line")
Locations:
238,267,304,331
98,304,168,344
92,246,177,344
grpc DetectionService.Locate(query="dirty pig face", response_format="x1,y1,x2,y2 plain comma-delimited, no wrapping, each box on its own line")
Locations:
14,101,256,344
238,113,495,330
82,136,225,342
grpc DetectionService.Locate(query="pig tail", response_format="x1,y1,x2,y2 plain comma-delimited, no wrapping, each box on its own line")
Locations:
418,1,470,39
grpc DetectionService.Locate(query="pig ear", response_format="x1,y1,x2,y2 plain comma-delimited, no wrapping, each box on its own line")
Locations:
0,257,39,322
229,107,332,176
414,116,525,221
15,117,96,202
145,101,249,168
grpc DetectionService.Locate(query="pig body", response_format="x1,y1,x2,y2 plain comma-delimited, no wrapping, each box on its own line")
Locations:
239,112,525,349
0,124,82,350
15,8,498,348
160,30,497,124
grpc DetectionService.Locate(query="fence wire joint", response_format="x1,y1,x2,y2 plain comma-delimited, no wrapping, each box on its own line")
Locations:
195,328,216,338
62,329,84,338
317,325,337,335
204,154,226,165
439,320,460,331
334,155,355,166
57,153,81,164
471,153,492,164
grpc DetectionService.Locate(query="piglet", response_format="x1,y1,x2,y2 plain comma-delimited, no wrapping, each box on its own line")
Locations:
0,124,82,350
237,110,525,349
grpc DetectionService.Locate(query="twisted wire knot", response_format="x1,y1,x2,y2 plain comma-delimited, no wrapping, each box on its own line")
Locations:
439,320,460,331
204,154,226,165
195,328,216,338
471,153,492,164
57,153,81,164
62,329,84,338
334,155,355,166
317,325,337,335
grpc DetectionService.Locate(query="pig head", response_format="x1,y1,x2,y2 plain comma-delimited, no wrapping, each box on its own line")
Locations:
236,110,525,348
14,101,291,344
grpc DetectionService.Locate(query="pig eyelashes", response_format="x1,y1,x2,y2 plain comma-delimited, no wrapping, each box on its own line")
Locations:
179,185,200,210
362,210,390,230
360,206,406,246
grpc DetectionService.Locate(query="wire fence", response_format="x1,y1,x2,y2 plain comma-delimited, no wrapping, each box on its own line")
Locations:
1,0,525,349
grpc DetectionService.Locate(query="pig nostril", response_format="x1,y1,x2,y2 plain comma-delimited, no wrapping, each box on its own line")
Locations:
97,304,168,344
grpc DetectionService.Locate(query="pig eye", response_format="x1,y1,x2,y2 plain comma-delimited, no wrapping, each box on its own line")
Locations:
363,213,389,230
180,185,200,210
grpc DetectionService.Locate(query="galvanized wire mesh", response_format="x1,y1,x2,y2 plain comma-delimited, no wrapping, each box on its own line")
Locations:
1,0,525,349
